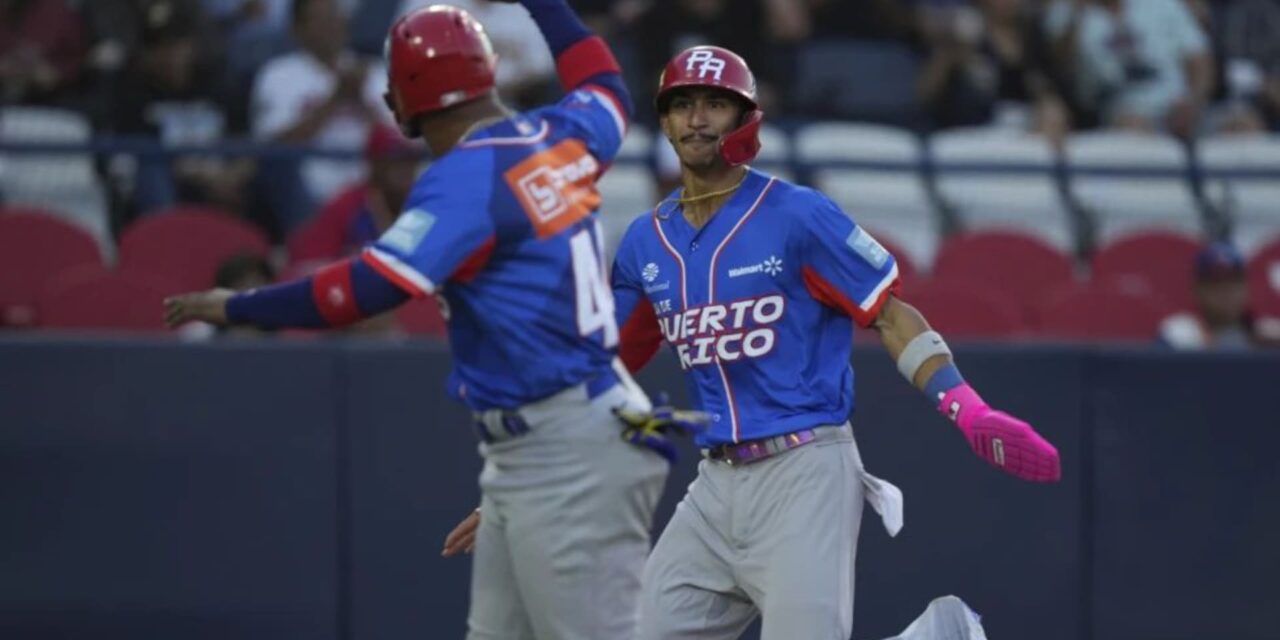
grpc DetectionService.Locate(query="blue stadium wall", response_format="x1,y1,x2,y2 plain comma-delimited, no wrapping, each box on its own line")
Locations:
1,337,1277,640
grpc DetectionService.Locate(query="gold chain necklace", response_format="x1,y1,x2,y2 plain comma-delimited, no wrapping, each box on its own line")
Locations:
674,173,748,205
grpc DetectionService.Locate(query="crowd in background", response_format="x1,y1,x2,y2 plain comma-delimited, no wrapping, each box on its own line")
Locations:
2,0,1280,348
5,0,1280,235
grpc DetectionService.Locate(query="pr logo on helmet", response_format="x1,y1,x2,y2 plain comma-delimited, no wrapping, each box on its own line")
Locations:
685,50,725,81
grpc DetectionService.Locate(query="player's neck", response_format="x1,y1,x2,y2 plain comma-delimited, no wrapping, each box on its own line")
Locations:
418,95,512,157
678,165,747,229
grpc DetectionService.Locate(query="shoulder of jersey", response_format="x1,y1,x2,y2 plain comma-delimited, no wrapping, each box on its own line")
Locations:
406,147,489,207
761,175,825,208
766,177,842,224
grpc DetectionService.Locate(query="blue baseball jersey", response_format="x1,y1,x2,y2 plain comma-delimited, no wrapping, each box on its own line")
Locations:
363,86,629,410
612,169,901,446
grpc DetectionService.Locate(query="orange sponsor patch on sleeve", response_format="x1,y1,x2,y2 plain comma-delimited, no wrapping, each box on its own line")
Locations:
503,139,603,238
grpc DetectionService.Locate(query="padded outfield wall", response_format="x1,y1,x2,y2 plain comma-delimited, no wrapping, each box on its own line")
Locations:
1,337,1276,639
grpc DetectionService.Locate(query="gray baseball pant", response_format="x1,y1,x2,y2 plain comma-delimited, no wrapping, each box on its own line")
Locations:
466,378,669,640
636,423,903,640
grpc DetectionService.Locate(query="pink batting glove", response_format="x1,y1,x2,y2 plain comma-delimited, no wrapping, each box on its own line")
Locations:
939,384,1061,483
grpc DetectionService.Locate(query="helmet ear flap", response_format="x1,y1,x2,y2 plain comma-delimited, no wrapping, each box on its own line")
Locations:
719,109,763,167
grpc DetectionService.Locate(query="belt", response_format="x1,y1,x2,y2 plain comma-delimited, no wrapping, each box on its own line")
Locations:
472,367,620,444
702,428,820,466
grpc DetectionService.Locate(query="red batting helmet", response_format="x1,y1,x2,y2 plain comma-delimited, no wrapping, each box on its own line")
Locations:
656,46,763,166
385,6,497,123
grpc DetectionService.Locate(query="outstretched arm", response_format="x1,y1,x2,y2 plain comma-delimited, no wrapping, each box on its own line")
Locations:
164,256,409,329
873,296,1062,483
519,0,633,119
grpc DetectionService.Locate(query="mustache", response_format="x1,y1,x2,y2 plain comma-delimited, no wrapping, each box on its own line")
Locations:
680,133,719,143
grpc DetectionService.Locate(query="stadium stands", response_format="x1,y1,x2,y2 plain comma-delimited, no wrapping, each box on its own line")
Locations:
904,277,1026,339
0,209,105,327
798,122,940,269
1034,281,1168,341
1091,231,1202,312
37,265,180,332
1064,132,1204,244
933,231,1076,320
117,206,272,292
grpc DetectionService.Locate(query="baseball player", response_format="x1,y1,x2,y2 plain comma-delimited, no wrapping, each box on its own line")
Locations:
441,44,1062,639
164,3,706,639
607,46,1063,639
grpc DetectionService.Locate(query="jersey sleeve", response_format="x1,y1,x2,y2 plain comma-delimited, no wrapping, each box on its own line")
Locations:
798,196,901,328
548,84,628,166
362,176,496,297
611,230,663,372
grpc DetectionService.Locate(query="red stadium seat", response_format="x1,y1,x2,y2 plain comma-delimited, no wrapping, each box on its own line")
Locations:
904,278,1027,339
1033,282,1166,341
118,206,271,291
37,266,181,332
932,231,1076,317
1248,237,1280,317
0,208,104,326
397,296,447,337
1091,231,1201,312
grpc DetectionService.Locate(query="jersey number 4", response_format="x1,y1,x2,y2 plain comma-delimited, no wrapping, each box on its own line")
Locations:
570,224,619,348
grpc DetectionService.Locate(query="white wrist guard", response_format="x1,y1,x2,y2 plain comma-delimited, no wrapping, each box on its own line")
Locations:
896,331,952,383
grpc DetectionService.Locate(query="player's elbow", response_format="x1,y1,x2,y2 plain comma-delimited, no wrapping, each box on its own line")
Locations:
873,295,930,337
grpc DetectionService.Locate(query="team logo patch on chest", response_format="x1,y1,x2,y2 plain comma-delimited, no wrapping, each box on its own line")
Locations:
657,295,786,370
642,263,660,282
504,139,601,238
728,255,783,278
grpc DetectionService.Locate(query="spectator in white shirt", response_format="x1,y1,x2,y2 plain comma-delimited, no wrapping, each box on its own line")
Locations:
1045,0,1214,138
250,0,388,229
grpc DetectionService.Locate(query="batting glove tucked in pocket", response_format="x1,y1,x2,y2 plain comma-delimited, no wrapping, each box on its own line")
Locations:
613,393,710,463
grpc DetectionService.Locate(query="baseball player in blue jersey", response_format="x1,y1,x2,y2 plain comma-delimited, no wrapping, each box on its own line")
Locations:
164,3,707,638
605,46,1063,639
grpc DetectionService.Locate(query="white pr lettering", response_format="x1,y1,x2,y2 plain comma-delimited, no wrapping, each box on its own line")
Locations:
676,342,694,369
682,307,701,339
716,333,743,361
742,329,774,358
699,305,727,334
691,336,717,366
658,316,679,343
752,296,784,324
685,50,726,81
729,300,754,328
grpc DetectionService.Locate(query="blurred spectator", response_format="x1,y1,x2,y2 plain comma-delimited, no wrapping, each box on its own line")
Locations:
575,0,648,38
1208,0,1280,132
764,0,918,42
201,0,292,130
1157,242,1280,349
396,0,556,109
179,251,274,339
99,0,252,218
0,0,88,105
250,0,389,229
918,0,1070,142
763,0,923,121
1045,0,1214,138
287,124,423,267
